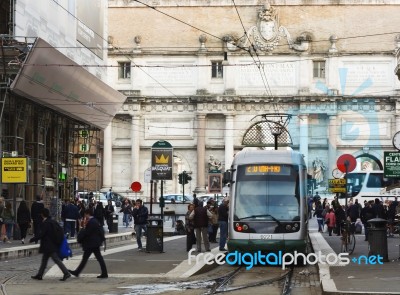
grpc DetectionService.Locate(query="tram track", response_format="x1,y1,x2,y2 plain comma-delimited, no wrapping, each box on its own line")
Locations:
205,265,295,295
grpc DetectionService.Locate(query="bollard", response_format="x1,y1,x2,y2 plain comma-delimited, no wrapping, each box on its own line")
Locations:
367,218,388,262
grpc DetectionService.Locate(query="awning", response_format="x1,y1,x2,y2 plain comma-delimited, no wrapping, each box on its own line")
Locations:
10,38,126,129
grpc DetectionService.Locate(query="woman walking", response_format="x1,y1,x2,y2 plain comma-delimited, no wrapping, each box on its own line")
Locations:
17,200,31,244
2,202,14,243
185,204,196,252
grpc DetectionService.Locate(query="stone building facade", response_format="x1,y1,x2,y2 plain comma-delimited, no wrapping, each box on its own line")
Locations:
106,0,400,199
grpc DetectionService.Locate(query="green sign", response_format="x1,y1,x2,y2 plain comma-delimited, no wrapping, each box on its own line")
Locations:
384,151,400,178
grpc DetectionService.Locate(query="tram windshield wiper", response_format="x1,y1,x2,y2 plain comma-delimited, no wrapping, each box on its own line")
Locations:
239,214,281,224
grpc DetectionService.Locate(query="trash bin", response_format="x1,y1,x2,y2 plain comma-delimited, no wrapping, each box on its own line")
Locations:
110,214,119,233
146,218,163,253
367,218,388,262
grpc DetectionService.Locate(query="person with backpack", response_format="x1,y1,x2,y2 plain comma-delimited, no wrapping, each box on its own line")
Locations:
29,208,71,281
69,208,108,279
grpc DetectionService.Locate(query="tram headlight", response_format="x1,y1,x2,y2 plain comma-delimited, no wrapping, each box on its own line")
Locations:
286,224,292,231
243,224,249,231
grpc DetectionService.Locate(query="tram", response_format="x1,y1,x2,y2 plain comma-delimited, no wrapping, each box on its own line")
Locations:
224,149,308,254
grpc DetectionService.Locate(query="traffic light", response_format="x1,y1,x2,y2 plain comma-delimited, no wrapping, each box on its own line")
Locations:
178,173,183,184
159,196,165,208
183,172,192,184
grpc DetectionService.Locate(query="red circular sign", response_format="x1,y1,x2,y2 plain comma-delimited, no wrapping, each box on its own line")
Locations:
337,154,357,173
131,181,142,192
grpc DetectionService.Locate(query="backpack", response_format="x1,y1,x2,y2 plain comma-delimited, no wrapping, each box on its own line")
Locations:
58,236,72,260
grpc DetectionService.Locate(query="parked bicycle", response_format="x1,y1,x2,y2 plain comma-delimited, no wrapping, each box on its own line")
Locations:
341,220,356,254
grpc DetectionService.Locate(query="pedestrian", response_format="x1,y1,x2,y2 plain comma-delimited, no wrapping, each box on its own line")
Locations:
119,198,132,228
69,208,108,279
94,201,105,227
31,195,45,241
185,203,196,251
0,196,4,243
325,208,336,236
2,201,14,243
334,205,346,236
189,203,212,252
313,201,324,233
29,208,71,281
61,199,80,239
131,199,148,251
360,200,374,241
17,200,31,244
218,198,229,251
105,200,115,233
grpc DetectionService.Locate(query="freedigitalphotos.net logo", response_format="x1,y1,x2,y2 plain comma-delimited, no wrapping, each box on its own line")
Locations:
188,250,384,270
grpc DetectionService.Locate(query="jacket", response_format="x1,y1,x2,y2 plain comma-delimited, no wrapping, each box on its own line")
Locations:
78,217,105,251
325,212,336,228
17,206,31,225
31,201,44,221
31,217,59,254
190,206,212,228
132,205,148,225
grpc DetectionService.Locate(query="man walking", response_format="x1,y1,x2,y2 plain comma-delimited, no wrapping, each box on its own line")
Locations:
69,209,108,278
61,199,80,239
132,199,148,251
30,208,71,281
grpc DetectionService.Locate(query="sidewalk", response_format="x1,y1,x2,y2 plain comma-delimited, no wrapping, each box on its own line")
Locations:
309,220,400,295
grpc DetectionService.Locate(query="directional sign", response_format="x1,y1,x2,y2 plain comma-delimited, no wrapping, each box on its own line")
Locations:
328,178,347,193
384,151,400,178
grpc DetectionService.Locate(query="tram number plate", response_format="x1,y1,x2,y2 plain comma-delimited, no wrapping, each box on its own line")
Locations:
260,234,272,240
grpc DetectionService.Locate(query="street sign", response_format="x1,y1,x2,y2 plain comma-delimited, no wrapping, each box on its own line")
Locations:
328,178,346,193
151,140,173,180
384,151,400,178
337,154,357,173
131,181,142,192
144,167,152,183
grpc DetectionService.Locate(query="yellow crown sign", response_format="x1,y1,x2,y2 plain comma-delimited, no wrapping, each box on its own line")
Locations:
155,154,169,164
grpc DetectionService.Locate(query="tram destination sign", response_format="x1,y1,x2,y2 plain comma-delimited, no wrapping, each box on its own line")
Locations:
384,151,400,178
328,178,346,193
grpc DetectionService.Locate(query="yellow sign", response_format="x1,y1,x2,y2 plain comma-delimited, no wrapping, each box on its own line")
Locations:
328,178,346,193
1,157,28,183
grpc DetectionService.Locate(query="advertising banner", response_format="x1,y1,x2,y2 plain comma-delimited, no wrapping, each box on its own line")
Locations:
1,157,28,183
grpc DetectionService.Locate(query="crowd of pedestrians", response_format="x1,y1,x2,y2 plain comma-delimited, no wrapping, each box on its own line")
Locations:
311,194,400,240
184,194,229,252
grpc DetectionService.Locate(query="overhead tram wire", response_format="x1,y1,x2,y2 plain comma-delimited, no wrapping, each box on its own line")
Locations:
231,0,278,114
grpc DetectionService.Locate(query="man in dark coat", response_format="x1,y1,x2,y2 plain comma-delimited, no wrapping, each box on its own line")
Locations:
189,204,212,252
69,209,108,278
131,199,148,251
30,208,71,281
61,199,80,239
31,195,45,241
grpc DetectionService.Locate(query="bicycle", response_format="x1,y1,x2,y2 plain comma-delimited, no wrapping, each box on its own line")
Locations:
340,220,356,255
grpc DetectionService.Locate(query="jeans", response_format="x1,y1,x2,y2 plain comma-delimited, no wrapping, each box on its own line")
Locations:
123,214,131,227
134,224,147,249
317,218,324,232
65,220,76,238
218,221,228,250
5,223,13,239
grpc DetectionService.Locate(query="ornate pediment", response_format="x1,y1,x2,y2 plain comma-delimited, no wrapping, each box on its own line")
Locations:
225,1,310,53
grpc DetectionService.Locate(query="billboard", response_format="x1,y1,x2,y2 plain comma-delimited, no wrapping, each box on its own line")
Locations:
1,158,28,183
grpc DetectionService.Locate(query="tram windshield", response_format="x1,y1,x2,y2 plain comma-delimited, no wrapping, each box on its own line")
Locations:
233,164,300,222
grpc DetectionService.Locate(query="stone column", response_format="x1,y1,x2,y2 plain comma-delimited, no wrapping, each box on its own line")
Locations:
103,122,112,189
131,114,140,183
299,114,309,167
225,115,234,170
194,114,206,193
328,115,338,174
